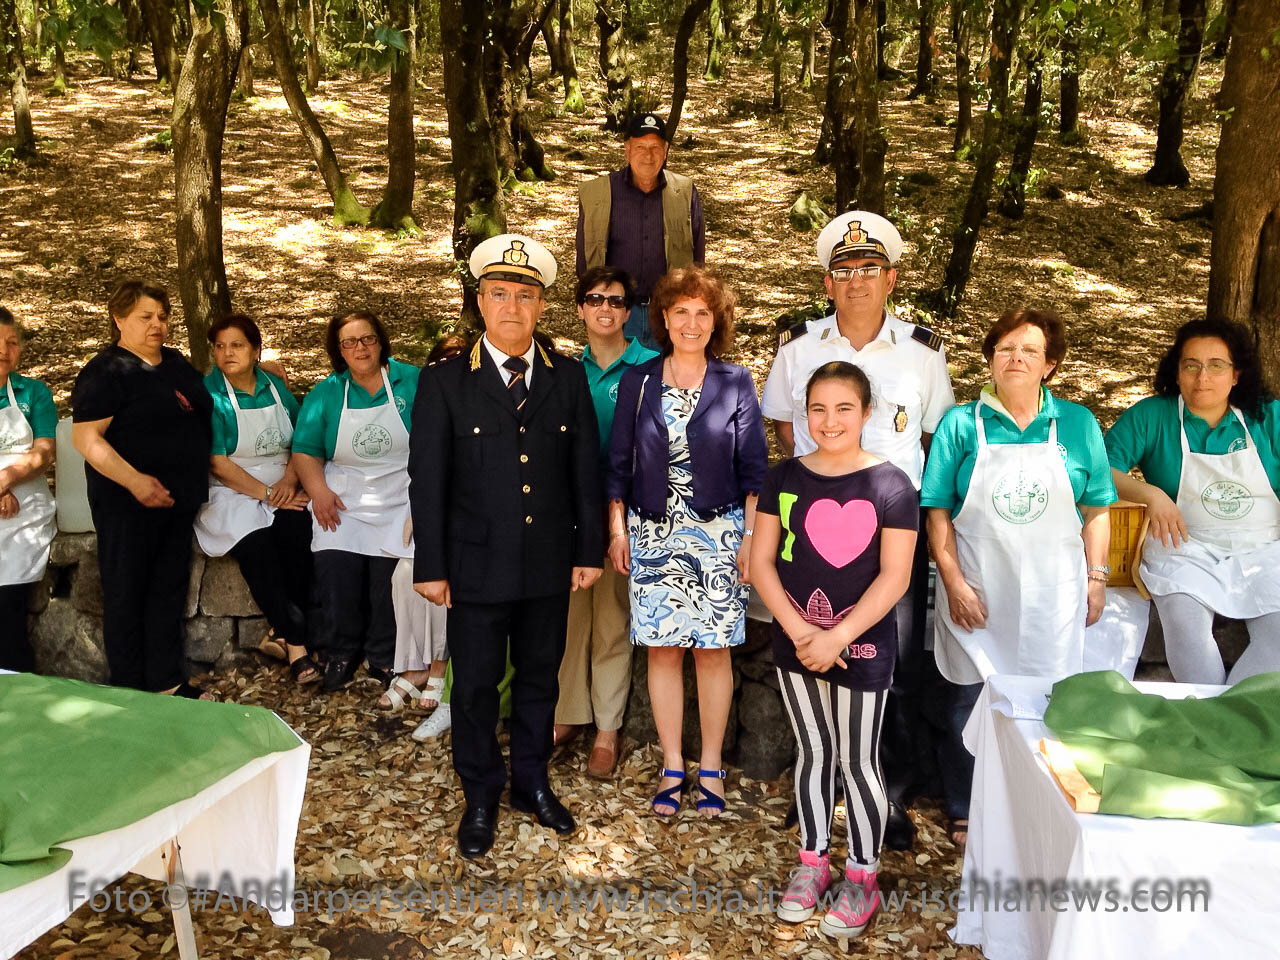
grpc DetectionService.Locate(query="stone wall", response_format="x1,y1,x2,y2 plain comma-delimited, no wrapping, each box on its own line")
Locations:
24,533,1249,782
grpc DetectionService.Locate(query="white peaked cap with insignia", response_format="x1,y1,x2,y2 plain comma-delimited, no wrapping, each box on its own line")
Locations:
816,211,903,269
469,233,558,288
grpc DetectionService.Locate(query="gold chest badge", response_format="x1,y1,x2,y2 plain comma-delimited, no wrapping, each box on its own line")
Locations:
894,405,908,433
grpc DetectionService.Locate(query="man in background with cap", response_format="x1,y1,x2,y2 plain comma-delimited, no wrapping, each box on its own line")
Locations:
410,233,603,859
761,210,955,850
575,112,705,352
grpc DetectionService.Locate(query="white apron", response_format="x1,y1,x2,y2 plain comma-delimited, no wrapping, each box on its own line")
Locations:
0,378,57,585
1138,398,1280,618
934,408,1087,684
310,367,412,559
194,373,294,557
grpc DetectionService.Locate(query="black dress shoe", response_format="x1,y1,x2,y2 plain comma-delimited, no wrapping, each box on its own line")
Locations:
321,657,357,692
458,805,497,859
883,801,916,851
511,786,575,834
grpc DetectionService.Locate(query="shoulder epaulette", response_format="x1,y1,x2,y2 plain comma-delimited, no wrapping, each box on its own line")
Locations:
777,321,809,350
911,323,944,351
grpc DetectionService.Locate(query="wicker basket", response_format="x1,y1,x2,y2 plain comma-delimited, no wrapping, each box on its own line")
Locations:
1108,499,1150,598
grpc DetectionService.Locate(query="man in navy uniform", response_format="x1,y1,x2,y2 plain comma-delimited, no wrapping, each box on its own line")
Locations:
410,234,603,858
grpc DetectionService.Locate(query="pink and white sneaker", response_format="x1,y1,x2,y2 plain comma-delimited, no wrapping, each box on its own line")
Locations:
776,850,832,922
819,864,880,938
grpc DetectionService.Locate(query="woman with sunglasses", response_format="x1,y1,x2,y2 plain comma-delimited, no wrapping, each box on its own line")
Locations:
291,310,420,693
552,266,658,776
1106,317,1280,684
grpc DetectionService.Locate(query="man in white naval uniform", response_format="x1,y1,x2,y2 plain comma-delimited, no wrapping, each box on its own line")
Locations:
761,211,955,849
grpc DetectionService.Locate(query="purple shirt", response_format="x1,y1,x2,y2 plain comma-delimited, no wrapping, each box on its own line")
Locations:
575,167,706,300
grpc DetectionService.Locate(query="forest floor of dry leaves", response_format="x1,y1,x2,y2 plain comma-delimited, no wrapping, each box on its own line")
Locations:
2,32,1224,960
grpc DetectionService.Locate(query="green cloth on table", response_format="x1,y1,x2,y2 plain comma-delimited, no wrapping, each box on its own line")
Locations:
1043,670,1280,825
0,674,300,892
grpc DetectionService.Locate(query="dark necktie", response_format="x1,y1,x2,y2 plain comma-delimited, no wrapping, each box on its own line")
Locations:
504,355,529,411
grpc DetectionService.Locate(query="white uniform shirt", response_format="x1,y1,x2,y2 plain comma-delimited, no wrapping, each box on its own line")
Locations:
760,311,955,488
482,334,538,390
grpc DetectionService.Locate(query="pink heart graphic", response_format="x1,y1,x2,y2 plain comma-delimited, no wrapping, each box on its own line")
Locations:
803,498,878,568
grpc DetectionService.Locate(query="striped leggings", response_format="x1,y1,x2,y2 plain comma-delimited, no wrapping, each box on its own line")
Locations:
778,668,889,867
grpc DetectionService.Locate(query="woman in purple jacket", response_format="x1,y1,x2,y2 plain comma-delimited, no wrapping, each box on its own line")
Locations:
606,265,768,818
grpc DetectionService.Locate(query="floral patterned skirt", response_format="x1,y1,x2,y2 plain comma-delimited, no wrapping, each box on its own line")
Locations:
627,503,747,649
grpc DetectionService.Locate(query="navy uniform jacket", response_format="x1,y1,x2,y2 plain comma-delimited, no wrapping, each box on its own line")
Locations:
409,340,602,604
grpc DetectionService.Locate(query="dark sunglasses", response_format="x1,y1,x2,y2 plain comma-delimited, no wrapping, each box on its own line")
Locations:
583,293,629,309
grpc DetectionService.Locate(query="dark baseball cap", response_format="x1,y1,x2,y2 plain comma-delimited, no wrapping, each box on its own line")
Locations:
626,113,667,140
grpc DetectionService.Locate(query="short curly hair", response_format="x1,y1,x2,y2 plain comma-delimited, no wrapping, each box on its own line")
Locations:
1153,317,1274,420
981,307,1068,382
649,265,735,358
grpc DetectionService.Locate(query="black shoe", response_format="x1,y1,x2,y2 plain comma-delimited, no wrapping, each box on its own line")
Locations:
321,657,357,692
366,663,393,686
511,785,575,834
883,801,916,851
457,805,497,859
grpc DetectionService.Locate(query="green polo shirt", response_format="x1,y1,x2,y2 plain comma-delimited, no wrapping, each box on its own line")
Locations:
921,385,1117,518
292,358,419,460
204,367,301,456
0,372,57,440
581,337,659,456
1105,394,1280,501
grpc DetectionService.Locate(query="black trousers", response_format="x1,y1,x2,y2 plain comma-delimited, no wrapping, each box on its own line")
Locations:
312,549,396,668
880,506,943,807
448,592,571,808
95,506,198,692
229,509,314,648
0,582,34,672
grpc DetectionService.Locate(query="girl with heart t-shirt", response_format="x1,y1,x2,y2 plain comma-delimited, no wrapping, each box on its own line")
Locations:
750,360,918,939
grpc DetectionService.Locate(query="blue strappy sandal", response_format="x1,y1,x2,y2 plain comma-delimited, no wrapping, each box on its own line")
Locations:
651,767,686,817
696,767,728,815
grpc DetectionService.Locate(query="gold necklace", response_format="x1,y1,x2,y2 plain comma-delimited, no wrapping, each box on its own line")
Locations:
665,356,705,391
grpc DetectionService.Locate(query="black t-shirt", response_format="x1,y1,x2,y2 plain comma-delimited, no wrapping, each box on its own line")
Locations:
71,345,213,513
757,457,919,690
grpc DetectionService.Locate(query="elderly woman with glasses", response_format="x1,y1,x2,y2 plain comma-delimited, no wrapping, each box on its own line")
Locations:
1106,317,1280,685
920,307,1115,846
291,310,420,693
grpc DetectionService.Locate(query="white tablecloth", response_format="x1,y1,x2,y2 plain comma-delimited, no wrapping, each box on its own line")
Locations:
953,674,1280,960
1,734,309,959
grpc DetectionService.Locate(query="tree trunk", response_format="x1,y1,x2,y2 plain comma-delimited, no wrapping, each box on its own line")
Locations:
369,0,419,231
815,0,847,163
875,0,887,78
1210,0,1236,58
832,0,885,212
2,0,36,156
121,0,145,75
236,43,254,96
440,0,507,327
1058,3,1081,140
485,0,556,181
52,40,68,94
139,0,180,83
704,0,725,79
907,0,936,98
951,0,972,154
595,0,633,130
768,0,786,109
301,0,323,88
997,53,1043,218
799,17,816,87
542,0,563,74
172,0,249,371
1207,0,1280,382
1145,0,1207,186
261,0,369,224
938,0,1024,315
669,0,712,139
559,0,585,112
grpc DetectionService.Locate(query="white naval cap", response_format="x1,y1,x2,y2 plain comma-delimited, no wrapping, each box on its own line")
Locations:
469,233,558,288
816,211,903,268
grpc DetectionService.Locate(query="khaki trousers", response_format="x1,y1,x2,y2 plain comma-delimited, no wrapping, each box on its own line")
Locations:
555,562,632,731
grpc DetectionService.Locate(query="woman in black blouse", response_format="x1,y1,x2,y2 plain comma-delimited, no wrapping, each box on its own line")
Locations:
71,281,214,699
